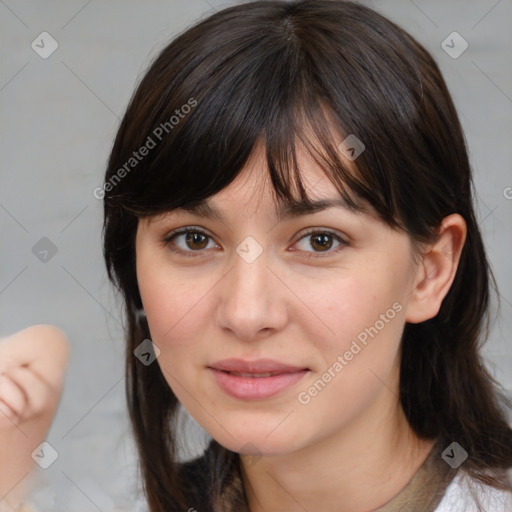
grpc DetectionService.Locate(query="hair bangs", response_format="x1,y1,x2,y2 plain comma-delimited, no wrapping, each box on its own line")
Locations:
261,87,385,219
105,4,404,227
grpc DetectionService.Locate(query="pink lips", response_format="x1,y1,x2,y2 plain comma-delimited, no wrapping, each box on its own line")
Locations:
208,358,309,400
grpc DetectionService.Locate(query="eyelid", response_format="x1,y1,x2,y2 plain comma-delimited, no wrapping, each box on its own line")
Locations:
161,226,349,259
161,226,219,257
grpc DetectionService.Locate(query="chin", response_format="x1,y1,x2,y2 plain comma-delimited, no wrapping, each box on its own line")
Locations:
208,426,303,458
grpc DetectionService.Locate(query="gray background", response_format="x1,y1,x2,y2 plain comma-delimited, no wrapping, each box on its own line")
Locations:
1,0,511,510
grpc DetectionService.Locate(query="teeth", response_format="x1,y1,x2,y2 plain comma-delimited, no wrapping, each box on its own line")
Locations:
230,372,275,378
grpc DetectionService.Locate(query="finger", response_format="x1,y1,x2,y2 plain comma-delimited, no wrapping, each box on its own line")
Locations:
2,366,54,419
0,398,20,424
0,372,27,422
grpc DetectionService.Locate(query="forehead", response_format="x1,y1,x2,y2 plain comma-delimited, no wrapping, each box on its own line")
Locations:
150,149,371,227
177,195,359,225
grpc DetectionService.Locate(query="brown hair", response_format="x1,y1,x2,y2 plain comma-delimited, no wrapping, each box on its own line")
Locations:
102,1,512,510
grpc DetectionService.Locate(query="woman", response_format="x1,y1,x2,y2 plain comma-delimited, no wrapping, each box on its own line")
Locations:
102,1,512,510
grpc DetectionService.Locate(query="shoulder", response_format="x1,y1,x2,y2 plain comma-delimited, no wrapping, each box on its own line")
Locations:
435,470,512,512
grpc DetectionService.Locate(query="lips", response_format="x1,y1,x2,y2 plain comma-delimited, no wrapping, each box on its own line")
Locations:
228,372,276,378
208,358,309,400
208,358,308,374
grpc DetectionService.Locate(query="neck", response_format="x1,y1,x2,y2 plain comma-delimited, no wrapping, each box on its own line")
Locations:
240,384,435,512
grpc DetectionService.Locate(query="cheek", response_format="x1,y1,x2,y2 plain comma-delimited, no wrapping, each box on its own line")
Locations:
140,275,195,336
136,258,216,369
290,270,406,438
292,259,407,358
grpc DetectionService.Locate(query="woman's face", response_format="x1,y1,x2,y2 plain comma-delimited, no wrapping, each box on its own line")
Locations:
135,143,421,457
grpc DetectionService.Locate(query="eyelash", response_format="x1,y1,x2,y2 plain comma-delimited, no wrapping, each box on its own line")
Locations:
162,227,349,259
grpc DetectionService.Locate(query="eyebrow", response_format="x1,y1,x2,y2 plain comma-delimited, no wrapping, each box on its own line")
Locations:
179,197,360,223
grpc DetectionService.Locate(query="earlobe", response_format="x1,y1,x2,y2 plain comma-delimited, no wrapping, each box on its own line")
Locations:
404,214,467,324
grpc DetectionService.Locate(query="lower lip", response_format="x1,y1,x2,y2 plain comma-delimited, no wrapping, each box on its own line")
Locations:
208,368,308,400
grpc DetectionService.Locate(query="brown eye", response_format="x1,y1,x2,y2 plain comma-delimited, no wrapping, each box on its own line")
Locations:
293,229,348,258
163,228,218,257
185,231,209,250
309,233,334,252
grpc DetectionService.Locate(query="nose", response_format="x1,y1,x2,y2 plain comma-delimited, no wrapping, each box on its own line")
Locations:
216,244,288,342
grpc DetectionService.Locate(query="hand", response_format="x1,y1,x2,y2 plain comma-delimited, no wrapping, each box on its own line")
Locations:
0,325,69,426
0,325,69,509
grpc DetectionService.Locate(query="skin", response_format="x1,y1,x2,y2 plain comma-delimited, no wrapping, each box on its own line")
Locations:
136,142,466,512
0,325,69,511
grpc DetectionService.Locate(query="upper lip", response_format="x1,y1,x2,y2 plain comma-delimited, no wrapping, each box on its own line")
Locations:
208,358,308,374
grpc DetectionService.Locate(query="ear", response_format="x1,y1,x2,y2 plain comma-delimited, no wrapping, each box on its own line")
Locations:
404,213,467,324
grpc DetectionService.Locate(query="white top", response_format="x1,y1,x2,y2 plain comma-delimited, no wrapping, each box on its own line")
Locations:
434,471,512,512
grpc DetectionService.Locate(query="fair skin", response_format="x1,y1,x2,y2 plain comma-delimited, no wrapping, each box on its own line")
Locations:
0,325,69,511
136,142,466,512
